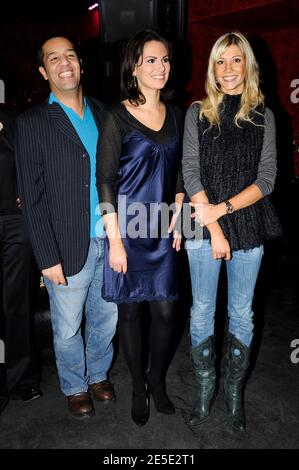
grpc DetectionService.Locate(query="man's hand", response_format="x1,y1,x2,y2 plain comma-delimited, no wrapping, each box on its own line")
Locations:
42,263,67,285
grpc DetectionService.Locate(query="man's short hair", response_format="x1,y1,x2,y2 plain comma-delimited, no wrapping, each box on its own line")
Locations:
37,36,79,68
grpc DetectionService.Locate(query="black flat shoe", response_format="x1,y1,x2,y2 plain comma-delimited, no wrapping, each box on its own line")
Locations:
131,391,149,426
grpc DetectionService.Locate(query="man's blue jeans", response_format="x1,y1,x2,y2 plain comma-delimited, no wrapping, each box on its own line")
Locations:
44,238,117,396
185,239,264,348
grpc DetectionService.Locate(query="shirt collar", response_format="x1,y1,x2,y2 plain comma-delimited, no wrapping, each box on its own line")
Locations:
48,92,87,115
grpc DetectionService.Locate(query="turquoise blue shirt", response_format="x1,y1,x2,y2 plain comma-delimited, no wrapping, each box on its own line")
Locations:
49,92,104,238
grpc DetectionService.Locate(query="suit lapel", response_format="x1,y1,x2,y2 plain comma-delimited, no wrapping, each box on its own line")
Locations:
48,101,84,149
47,98,103,147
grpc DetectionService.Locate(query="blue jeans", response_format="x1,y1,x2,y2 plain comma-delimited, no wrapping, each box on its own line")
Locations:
44,238,117,396
185,239,264,348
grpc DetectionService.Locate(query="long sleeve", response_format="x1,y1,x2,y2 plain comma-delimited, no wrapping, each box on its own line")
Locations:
175,164,185,194
96,110,122,214
182,103,204,198
254,107,277,196
15,115,62,270
172,105,184,195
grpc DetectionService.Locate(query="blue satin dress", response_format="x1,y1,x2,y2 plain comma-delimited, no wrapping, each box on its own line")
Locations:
102,110,181,304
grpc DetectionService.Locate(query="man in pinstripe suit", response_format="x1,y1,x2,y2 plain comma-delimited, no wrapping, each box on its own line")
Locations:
15,37,118,418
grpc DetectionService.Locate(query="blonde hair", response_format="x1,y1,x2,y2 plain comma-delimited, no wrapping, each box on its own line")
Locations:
199,31,264,128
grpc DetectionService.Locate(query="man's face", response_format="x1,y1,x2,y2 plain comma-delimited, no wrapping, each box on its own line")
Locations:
39,37,82,95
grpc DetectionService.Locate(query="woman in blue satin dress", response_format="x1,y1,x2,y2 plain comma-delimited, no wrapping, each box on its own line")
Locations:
97,30,184,426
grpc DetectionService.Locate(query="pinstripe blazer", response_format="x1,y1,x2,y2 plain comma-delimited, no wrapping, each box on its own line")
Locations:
15,97,105,277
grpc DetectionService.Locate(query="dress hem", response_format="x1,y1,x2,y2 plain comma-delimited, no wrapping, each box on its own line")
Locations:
103,294,179,304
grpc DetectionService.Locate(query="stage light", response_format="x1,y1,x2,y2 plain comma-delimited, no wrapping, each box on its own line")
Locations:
88,3,99,11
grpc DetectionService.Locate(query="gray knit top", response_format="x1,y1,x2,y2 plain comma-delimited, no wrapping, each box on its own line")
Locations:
182,94,282,249
183,101,277,199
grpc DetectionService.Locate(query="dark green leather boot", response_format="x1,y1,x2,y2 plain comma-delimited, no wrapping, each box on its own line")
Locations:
223,333,251,432
189,335,216,426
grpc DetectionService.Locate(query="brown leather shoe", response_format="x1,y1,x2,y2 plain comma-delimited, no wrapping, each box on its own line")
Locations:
67,392,94,418
90,380,115,402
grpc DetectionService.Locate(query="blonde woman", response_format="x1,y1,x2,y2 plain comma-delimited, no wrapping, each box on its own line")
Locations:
182,31,282,431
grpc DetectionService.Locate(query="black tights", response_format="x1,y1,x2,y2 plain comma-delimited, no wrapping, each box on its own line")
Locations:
118,301,176,394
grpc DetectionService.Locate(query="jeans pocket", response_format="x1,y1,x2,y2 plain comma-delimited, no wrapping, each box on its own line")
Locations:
185,239,205,251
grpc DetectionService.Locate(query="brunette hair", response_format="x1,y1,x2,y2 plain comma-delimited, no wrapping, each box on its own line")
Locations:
121,29,174,105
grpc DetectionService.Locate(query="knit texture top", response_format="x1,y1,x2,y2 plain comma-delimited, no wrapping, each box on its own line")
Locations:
185,94,282,250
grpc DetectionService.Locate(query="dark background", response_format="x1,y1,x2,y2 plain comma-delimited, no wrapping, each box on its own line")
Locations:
0,2,298,448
